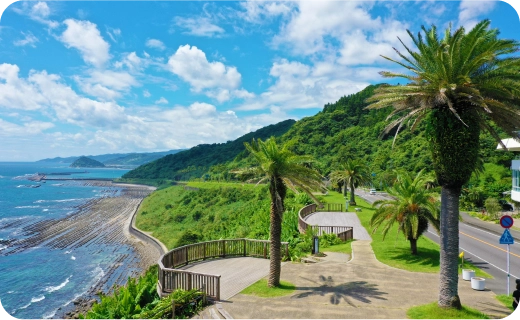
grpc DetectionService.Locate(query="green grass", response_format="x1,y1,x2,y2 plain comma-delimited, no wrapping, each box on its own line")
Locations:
241,279,296,298
320,191,491,278
322,240,354,256
495,294,514,311
407,302,490,319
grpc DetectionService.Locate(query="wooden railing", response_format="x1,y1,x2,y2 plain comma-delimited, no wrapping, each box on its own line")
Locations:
298,204,353,242
317,203,343,212
158,239,289,300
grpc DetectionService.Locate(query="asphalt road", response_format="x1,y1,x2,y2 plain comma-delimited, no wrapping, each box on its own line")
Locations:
355,189,520,295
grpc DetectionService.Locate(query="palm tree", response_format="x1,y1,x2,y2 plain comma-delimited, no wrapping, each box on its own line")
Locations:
370,170,440,255
366,20,520,308
241,137,324,287
329,159,372,205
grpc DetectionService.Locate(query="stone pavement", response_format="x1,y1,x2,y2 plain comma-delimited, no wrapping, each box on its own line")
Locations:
222,241,513,319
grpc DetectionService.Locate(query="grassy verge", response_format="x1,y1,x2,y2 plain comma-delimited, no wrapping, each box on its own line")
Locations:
319,191,491,278
407,302,489,319
495,294,514,311
322,240,354,256
241,279,296,298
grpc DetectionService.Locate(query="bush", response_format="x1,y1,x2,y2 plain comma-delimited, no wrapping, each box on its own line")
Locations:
175,230,202,248
137,289,206,319
484,197,501,220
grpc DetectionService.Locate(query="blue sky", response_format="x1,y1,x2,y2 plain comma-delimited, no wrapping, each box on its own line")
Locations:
0,1,519,161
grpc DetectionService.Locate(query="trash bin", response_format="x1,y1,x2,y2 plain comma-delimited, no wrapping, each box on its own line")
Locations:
312,236,319,254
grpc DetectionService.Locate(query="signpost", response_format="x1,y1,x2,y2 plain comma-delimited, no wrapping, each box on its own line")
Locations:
499,215,515,294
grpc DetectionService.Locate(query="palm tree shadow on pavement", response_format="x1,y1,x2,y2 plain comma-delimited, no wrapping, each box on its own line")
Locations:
291,275,387,306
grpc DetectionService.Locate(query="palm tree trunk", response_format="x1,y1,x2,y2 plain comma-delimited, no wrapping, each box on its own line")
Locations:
349,181,356,205
343,179,347,196
410,238,418,255
438,186,462,309
268,179,284,288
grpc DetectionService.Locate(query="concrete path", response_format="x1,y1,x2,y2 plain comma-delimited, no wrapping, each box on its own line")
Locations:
304,211,372,240
180,257,284,300
223,241,512,319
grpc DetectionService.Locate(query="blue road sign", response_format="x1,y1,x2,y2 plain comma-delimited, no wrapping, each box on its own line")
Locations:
499,228,515,245
500,215,514,228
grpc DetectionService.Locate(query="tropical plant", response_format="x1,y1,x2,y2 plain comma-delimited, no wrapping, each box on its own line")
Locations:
484,197,501,220
238,137,324,287
366,20,520,308
329,159,372,205
370,170,440,255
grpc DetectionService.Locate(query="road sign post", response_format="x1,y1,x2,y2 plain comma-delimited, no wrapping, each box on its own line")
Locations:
499,216,514,295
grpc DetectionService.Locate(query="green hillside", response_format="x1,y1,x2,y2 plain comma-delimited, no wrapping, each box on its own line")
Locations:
70,156,105,168
123,119,296,180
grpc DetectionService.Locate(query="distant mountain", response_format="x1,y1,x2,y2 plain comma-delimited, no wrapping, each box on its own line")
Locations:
70,156,105,168
37,150,185,165
123,119,296,180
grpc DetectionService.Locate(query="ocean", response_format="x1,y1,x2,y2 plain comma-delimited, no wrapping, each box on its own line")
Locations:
0,162,141,319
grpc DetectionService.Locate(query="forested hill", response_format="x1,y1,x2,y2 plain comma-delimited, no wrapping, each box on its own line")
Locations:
123,119,296,180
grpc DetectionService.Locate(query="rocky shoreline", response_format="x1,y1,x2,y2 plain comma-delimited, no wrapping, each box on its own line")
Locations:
9,180,162,319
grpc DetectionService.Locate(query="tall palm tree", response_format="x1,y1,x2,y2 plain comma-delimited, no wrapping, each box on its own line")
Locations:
329,159,372,205
366,20,520,308
241,137,324,287
370,170,440,255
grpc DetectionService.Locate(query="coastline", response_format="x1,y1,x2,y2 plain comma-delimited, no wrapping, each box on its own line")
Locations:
46,180,164,319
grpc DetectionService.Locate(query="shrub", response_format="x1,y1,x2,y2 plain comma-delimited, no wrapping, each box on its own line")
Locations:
485,197,501,220
173,213,187,223
175,230,202,248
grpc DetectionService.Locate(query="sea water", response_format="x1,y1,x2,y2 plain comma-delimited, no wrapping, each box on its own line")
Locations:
0,162,135,319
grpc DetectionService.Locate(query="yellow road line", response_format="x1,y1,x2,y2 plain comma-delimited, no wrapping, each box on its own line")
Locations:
460,231,520,258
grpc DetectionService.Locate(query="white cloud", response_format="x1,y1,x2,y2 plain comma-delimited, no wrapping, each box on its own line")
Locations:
143,89,151,97
0,63,129,128
458,0,497,29
13,31,39,47
145,39,166,50
106,27,122,42
236,59,370,111
59,19,111,68
12,1,59,28
74,69,138,101
174,17,225,37
155,97,168,104
31,1,51,17
237,1,293,23
167,45,241,100
0,118,54,136
114,52,145,72
188,102,217,117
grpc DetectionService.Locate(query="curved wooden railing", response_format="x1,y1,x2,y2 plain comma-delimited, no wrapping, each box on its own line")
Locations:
157,238,289,300
298,204,354,242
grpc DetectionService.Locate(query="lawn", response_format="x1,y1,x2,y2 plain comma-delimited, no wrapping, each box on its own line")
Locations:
495,294,514,311
407,302,490,319
319,191,492,277
241,279,296,298
322,240,354,256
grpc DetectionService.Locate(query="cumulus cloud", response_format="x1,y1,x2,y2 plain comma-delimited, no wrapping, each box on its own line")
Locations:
237,1,293,23
155,97,168,104
174,17,225,37
167,45,241,100
59,19,111,68
0,118,54,136
74,69,138,101
458,0,497,29
143,89,151,97
13,31,39,47
12,1,60,28
145,39,166,50
0,63,129,128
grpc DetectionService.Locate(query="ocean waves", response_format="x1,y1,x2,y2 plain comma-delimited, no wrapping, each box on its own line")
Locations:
45,276,72,293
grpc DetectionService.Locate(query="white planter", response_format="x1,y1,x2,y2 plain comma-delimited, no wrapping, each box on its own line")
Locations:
462,269,475,281
471,277,486,291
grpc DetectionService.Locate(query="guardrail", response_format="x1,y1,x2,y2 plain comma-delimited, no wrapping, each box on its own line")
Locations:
158,238,289,300
298,204,353,242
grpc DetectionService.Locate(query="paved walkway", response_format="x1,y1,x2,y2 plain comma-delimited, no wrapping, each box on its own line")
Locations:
304,211,372,240
223,241,512,319
180,257,284,300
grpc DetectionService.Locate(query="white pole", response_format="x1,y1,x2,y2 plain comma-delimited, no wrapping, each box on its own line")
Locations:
507,244,510,295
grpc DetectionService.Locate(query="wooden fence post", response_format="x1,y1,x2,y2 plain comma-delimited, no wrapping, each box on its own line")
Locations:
263,242,267,259
243,239,247,257
185,247,189,265
222,240,226,257
203,242,206,260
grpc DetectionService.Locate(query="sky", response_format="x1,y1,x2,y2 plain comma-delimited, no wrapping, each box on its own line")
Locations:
0,1,519,161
